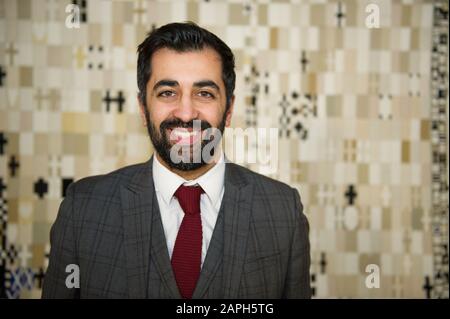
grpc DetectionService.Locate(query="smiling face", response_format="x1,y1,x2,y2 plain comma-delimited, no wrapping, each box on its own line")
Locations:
138,47,234,171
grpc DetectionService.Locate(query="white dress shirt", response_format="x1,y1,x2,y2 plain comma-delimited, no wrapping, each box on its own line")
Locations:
152,152,225,267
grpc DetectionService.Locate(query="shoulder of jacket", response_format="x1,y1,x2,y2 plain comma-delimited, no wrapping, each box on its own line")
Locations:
69,161,148,195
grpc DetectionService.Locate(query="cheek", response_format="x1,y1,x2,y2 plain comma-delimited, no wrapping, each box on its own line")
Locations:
149,104,171,125
200,107,225,126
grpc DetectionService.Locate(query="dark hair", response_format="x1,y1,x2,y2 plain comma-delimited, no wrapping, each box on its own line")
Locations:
137,21,236,110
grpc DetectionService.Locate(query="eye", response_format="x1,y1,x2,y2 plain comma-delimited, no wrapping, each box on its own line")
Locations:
158,91,175,98
198,91,215,99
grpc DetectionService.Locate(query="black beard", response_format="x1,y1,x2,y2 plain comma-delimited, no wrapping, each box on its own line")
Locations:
145,110,226,171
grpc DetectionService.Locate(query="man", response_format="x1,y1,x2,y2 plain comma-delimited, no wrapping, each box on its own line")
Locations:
42,22,310,299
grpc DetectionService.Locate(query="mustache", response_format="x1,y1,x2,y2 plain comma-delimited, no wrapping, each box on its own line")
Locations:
159,119,213,132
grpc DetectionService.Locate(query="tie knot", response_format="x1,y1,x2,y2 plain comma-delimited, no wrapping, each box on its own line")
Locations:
174,185,204,215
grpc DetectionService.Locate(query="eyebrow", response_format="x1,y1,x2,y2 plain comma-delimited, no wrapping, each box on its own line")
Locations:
152,79,220,93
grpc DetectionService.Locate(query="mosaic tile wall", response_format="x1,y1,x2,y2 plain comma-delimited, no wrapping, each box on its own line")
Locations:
0,0,448,298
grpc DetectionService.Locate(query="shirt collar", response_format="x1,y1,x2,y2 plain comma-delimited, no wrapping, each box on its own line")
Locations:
152,151,225,207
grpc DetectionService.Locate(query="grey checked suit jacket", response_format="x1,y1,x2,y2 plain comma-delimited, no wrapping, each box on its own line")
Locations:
42,156,311,299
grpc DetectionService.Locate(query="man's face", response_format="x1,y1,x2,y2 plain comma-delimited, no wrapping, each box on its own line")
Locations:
139,47,234,171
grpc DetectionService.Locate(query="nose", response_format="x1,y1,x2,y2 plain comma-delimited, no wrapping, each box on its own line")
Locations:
172,94,199,123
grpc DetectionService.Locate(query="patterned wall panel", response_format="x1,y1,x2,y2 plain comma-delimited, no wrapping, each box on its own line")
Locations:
0,0,448,298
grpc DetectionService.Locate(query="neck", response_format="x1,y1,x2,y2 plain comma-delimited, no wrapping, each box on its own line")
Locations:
156,151,222,181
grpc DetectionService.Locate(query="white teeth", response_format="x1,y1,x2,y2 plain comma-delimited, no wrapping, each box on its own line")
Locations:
171,129,198,138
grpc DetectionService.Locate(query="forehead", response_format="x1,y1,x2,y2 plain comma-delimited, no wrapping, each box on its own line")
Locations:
149,47,223,87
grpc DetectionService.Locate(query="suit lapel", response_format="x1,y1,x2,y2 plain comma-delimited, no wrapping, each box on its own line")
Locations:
191,161,254,298
222,163,254,298
149,196,181,298
121,156,180,298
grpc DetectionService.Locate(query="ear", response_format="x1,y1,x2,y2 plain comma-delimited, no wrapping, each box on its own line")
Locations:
137,95,147,127
225,95,235,127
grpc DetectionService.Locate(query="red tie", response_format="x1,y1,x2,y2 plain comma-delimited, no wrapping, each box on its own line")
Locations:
171,185,204,299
